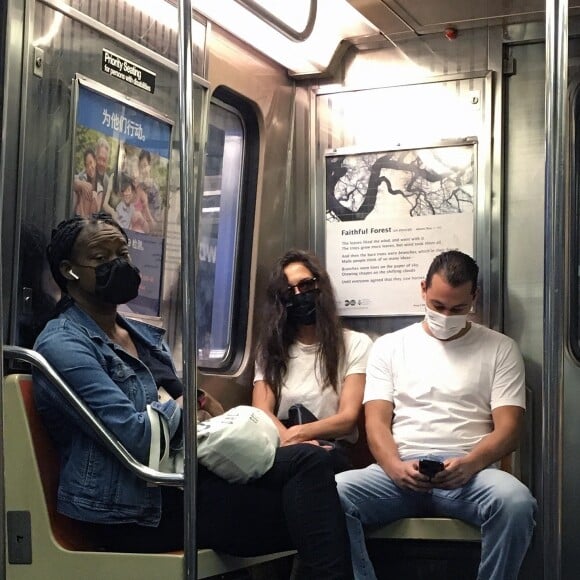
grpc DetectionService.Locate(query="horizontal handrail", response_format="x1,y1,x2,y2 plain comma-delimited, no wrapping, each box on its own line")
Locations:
3,345,184,487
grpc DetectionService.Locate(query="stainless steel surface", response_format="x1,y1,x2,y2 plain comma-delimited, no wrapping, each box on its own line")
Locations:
40,0,207,71
3,345,185,486
347,0,580,39
487,26,505,332
177,0,199,576
8,0,32,352
561,36,580,573
502,40,546,578
543,2,567,579
314,27,495,335
39,0,177,72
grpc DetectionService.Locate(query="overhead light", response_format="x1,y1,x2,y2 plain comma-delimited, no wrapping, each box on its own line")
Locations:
123,0,378,76
194,0,378,75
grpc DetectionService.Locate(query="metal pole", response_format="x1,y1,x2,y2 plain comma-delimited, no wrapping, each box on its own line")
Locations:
543,1,567,578
177,0,199,578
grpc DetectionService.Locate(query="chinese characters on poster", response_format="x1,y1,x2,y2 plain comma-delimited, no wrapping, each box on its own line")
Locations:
71,77,173,317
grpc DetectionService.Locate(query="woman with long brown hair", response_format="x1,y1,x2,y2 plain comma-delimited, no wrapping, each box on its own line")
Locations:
253,250,372,470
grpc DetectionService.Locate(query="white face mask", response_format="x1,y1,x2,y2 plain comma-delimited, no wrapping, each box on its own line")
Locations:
424,305,468,340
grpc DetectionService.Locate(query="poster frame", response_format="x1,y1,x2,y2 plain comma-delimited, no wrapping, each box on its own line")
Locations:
70,73,174,322
324,138,478,317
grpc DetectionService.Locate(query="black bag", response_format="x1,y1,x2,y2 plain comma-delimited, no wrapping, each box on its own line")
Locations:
287,403,318,427
283,404,352,473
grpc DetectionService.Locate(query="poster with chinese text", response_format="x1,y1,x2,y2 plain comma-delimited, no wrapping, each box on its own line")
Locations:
71,76,173,317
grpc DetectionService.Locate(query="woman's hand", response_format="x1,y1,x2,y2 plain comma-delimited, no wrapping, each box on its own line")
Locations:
281,438,333,450
282,424,309,445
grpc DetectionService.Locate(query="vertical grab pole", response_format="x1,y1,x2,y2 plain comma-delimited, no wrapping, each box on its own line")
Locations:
544,1,567,579
177,0,199,578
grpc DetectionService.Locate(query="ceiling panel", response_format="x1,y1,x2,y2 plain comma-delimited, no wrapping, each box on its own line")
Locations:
345,0,411,34
347,0,580,36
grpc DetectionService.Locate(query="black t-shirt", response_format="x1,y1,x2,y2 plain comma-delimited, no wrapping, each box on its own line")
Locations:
134,339,184,399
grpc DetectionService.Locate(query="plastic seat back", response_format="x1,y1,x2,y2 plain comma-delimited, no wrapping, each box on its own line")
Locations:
18,374,105,550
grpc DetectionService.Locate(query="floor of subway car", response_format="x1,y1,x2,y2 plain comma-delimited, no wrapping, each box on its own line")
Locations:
368,540,481,580
208,543,480,579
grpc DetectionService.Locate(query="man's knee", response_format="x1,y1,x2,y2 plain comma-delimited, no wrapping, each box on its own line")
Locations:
505,488,537,524
489,479,537,525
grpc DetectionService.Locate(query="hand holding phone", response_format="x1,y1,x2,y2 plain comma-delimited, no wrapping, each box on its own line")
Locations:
418,455,444,479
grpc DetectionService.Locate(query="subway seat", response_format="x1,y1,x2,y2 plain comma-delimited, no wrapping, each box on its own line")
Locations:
365,517,480,542
4,373,489,580
3,374,294,580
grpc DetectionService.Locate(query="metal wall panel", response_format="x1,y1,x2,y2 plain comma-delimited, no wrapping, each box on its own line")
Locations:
314,26,495,338
561,37,580,580
1,0,26,346
11,1,206,353
46,0,207,66
503,40,546,579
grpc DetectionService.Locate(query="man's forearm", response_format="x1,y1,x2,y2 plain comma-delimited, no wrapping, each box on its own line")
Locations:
367,426,401,473
464,427,520,473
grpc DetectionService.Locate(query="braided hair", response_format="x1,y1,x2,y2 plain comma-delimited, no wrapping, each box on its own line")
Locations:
46,212,127,302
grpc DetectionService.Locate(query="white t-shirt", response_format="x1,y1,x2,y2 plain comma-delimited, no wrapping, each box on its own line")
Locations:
116,201,135,230
254,329,372,442
364,322,526,458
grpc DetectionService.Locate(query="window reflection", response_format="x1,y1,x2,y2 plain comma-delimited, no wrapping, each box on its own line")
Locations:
196,103,244,366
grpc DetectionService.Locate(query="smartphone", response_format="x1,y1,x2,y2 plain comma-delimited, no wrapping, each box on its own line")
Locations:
418,456,444,478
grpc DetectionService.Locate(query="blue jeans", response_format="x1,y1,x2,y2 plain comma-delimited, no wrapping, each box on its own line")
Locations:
336,462,537,580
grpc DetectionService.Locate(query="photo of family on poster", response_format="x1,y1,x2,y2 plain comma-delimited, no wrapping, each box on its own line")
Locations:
71,77,173,317
72,134,167,236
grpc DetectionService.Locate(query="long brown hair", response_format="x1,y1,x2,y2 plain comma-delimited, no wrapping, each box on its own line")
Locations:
256,250,345,408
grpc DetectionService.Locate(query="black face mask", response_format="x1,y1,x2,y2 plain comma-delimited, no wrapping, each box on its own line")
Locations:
286,291,317,326
94,258,141,304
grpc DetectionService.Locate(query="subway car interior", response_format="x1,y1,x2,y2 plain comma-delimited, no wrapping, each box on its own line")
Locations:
0,0,579,578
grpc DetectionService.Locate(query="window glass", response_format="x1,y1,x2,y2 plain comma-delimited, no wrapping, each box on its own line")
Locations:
196,102,244,366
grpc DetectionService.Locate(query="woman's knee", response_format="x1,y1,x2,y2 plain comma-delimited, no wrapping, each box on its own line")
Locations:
288,444,335,472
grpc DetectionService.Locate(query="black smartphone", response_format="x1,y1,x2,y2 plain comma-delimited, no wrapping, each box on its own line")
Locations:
418,457,444,478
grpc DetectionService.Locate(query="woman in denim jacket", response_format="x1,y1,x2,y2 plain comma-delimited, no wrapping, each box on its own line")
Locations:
33,213,352,579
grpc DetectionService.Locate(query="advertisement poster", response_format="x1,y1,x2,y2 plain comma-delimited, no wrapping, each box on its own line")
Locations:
325,144,475,316
71,76,172,317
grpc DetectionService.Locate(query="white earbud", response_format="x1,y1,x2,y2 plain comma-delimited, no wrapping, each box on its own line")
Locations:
69,270,80,281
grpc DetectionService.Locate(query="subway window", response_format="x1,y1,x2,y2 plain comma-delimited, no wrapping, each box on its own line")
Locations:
196,97,255,368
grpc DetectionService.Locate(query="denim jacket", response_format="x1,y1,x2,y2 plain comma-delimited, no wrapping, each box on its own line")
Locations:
33,304,182,527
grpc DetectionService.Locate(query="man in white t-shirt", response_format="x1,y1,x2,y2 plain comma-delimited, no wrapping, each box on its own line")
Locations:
336,250,537,580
